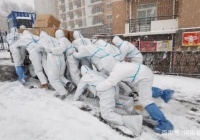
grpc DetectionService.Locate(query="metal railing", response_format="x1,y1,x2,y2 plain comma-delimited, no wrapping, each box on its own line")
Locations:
142,51,200,78
128,15,178,33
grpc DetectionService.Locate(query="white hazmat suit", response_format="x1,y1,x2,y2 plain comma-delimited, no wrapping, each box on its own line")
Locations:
73,65,143,136
72,31,92,69
94,39,122,62
73,44,117,73
15,30,48,85
96,62,174,133
112,36,143,63
7,28,26,67
96,62,154,107
39,31,70,97
54,30,80,86
94,40,133,95
7,27,26,84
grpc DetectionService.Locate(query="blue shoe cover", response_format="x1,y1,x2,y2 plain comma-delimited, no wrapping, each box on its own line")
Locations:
16,66,25,80
154,120,174,134
145,103,174,133
152,87,163,98
18,78,26,85
161,89,174,103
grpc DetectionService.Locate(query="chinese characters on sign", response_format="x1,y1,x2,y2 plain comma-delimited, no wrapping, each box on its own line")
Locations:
139,40,173,52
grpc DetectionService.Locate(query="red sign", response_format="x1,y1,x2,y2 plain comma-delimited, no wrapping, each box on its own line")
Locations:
139,41,157,52
182,32,199,46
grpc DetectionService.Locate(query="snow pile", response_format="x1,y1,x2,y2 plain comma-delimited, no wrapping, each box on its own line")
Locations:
153,74,200,102
0,51,13,65
0,82,132,140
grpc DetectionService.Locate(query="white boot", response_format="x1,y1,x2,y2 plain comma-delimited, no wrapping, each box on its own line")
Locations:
122,115,143,136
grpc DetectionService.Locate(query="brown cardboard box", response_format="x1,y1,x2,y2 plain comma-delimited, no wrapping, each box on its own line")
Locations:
18,28,40,36
68,31,74,42
18,29,26,33
63,30,68,38
34,14,61,28
40,27,58,37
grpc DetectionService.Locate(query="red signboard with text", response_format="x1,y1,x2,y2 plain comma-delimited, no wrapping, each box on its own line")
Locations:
182,32,199,46
139,41,157,52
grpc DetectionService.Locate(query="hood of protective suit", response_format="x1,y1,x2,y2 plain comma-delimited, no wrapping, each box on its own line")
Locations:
94,40,107,48
73,31,83,40
112,36,123,47
23,30,31,35
81,65,91,76
40,31,48,38
55,29,65,40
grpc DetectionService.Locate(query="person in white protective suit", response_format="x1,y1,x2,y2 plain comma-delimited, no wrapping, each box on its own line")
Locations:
73,44,117,74
72,31,92,69
112,36,143,64
7,27,26,84
72,31,92,48
55,29,80,87
15,30,48,88
94,39,133,95
39,31,71,100
96,62,174,134
94,39,122,62
73,65,143,136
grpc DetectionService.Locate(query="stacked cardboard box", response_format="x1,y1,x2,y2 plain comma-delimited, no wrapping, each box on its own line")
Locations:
18,28,40,36
17,14,74,41
34,14,60,28
34,14,60,37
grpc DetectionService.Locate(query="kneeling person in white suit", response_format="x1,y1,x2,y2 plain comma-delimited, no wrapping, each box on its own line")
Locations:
96,62,174,134
73,65,143,136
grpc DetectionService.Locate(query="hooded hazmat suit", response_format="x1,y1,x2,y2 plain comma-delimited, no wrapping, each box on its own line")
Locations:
73,44,117,73
72,31,92,69
55,30,80,86
73,65,143,136
94,39,122,62
7,27,26,83
39,31,70,96
112,36,143,63
96,62,173,134
15,30,48,85
94,39,133,95
72,31,92,48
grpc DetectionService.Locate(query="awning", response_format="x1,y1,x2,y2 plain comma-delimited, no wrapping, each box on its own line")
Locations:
123,30,178,37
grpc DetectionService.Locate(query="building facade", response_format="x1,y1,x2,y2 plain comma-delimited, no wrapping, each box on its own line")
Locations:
34,0,58,17
57,0,200,50
57,0,126,37
124,0,200,51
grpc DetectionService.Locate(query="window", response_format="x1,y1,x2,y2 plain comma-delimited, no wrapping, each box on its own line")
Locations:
91,0,102,4
93,15,103,25
137,3,156,19
107,15,112,20
136,3,156,31
106,3,112,9
92,6,103,14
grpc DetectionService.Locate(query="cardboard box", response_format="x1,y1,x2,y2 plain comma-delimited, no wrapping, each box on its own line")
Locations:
40,27,58,37
34,14,61,28
68,31,74,42
63,30,68,38
18,28,40,36
18,29,26,33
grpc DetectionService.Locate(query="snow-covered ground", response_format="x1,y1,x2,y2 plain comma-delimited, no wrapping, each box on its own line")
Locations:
0,51,200,140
